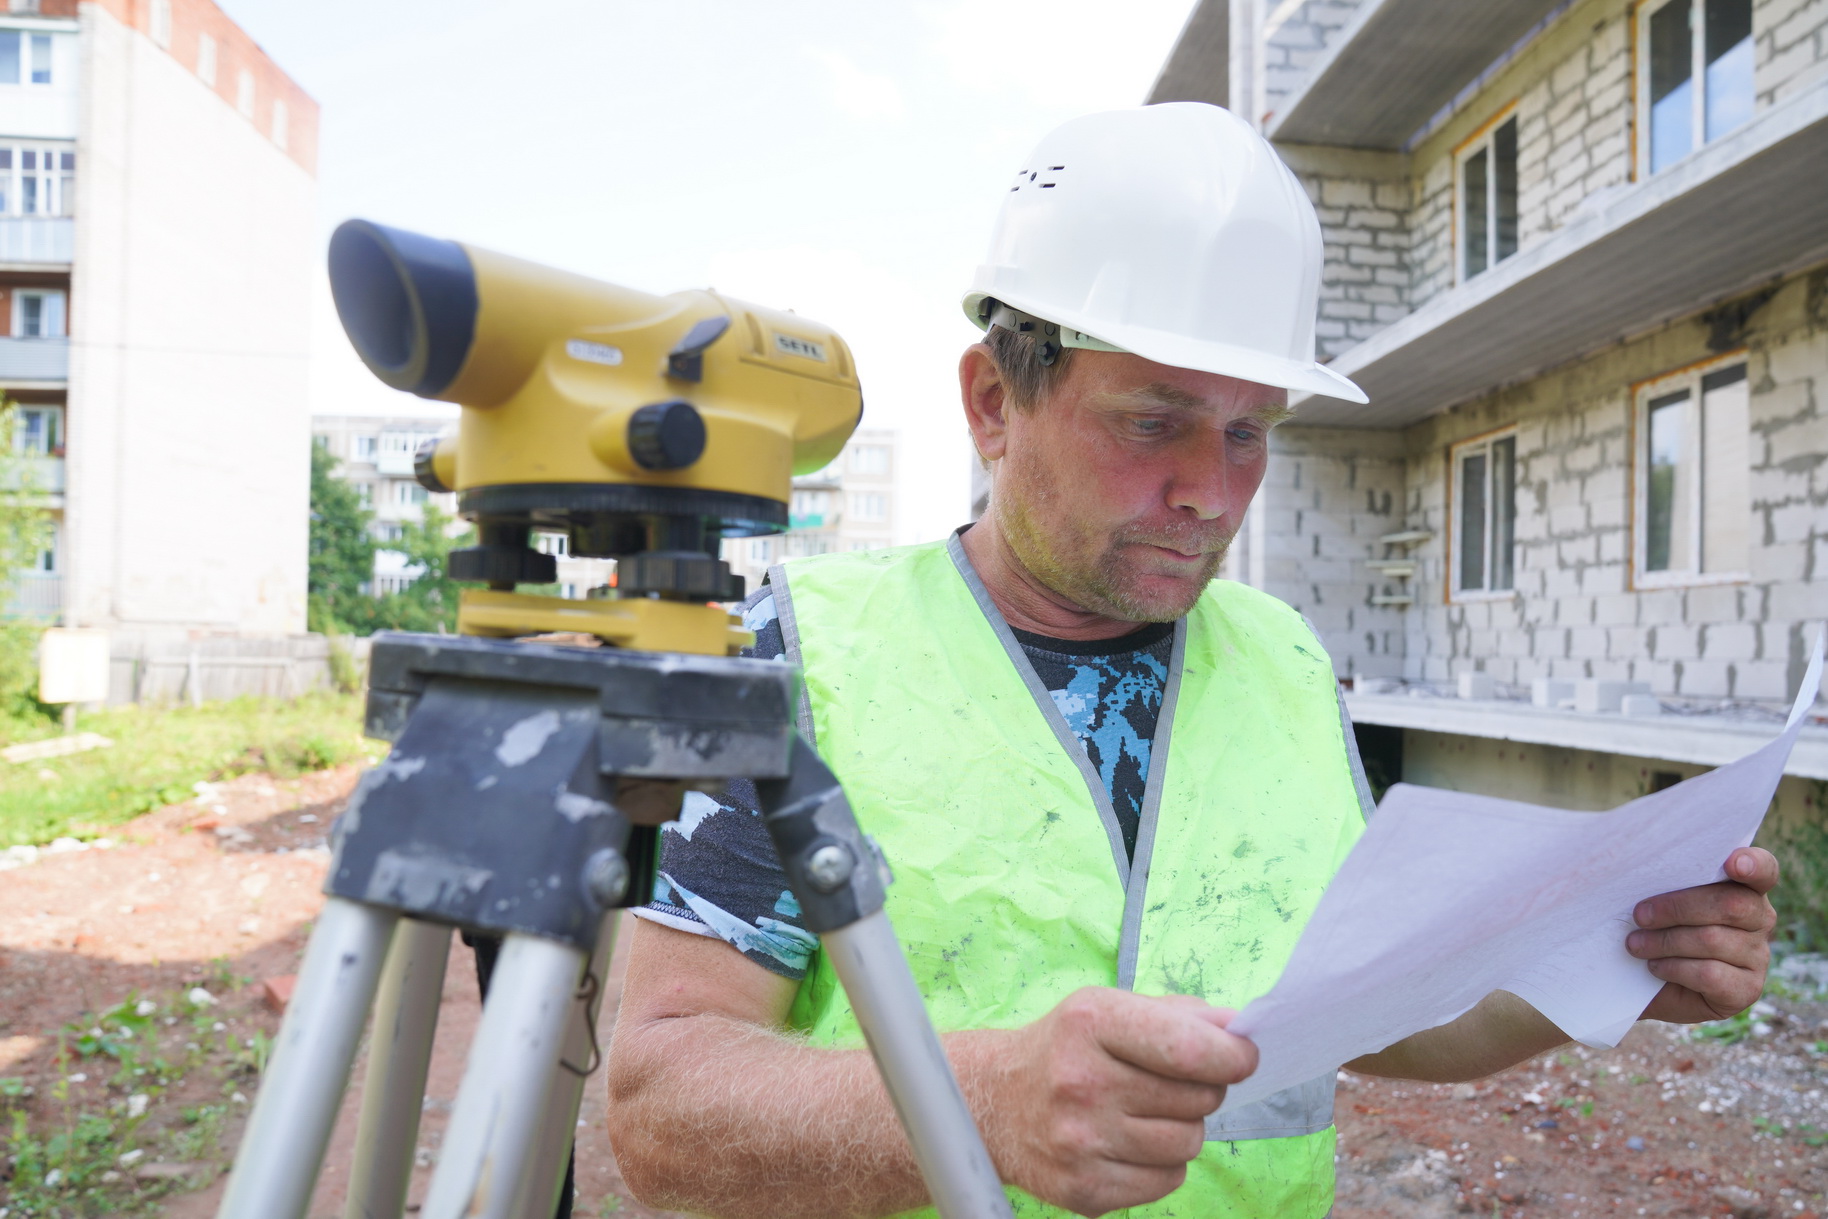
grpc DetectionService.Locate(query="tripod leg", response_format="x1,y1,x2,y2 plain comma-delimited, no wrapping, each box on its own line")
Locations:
421,933,586,1219
343,918,453,1219
823,911,1011,1219
218,899,398,1219
511,913,619,1219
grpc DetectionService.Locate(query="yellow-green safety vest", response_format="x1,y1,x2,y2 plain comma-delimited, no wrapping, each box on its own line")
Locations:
770,534,1372,1218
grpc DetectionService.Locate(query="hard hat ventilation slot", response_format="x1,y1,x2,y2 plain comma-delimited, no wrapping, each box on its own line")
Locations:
1010,166,1067,192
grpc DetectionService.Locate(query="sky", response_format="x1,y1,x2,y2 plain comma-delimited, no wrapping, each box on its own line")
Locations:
216,0,1199,544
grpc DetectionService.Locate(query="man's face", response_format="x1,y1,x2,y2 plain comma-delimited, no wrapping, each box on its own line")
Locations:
992,351,1289,623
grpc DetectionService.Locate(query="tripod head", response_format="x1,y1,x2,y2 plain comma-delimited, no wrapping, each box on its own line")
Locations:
328,220,862,653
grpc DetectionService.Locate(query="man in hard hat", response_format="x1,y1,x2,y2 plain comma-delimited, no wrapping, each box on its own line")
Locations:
604,103,1777,1217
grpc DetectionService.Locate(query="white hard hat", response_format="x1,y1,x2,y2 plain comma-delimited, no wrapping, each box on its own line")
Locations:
963,102,1368,405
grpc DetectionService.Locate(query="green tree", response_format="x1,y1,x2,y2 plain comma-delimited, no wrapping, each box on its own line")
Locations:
368,501,473,634
306,440,376,635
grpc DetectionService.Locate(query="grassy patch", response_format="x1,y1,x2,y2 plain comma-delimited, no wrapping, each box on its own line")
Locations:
0,692,377,847
0,985,260,1216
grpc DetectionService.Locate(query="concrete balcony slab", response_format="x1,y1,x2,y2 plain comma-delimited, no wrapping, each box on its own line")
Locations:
1266,0,1568,148
1293,78,1828,428
0,336,68,386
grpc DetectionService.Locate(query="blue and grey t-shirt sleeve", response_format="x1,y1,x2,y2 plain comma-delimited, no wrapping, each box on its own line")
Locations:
631,583,817,980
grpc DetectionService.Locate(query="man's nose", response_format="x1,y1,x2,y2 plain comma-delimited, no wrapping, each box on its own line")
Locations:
1166,440,1238,522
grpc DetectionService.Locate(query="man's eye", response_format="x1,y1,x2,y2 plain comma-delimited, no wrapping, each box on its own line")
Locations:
1229,426,1265,445
1131,417,1171,436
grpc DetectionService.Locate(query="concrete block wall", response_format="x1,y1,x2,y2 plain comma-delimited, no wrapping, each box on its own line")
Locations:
1756,0,1828,106
1279,146,1413,360
1253,425,1410,679
1262,0,1364,122
1402,0,1633,315
1390,264,1828,707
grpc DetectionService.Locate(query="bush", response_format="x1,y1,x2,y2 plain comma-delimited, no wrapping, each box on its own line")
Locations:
1760,783,1828,955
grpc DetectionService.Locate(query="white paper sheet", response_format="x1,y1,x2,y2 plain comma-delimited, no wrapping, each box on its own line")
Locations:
1220,629,1824,1112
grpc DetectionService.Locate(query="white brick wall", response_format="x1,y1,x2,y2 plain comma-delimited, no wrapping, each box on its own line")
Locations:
1263,0,1365,120
1756,0,1828,105
1279,147,1413,360
1370,267,1828,705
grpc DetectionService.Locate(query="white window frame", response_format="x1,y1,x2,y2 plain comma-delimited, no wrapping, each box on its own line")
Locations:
1635,0,1756,177
1631,353,1751,588
12,288,65,337
149,0,172,48
0,142,76,217
196,33,217,86
271,98,288,150
237,69,255,118
11,402,61,455
1449,427,1519,602
1452,105,1520,285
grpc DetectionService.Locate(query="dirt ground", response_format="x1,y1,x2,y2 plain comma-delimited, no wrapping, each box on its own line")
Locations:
0,765,1823,1218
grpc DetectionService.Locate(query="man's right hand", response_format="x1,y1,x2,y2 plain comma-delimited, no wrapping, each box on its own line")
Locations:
969,987,1258,1217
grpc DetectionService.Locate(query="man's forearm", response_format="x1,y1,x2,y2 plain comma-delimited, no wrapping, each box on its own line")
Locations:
607,1009,1010,1219
1346,991,1568,1083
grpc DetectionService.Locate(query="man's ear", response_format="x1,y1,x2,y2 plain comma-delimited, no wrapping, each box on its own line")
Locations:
960,343,1011,463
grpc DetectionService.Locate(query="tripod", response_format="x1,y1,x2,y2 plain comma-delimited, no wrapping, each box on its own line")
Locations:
215,629,1014,1219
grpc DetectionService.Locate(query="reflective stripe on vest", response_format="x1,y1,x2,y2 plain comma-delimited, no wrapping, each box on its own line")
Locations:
771,535,1366,1218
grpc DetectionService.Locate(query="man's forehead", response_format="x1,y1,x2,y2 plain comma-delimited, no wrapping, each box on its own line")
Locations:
1094,379,1292,423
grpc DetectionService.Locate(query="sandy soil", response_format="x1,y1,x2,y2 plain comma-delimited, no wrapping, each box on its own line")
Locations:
1,765,1823,1218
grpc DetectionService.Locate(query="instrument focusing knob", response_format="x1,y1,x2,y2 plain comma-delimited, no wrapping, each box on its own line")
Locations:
627,400,706,471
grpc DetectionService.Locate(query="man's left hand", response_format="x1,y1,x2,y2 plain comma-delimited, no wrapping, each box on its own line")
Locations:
1630,846,1779,1024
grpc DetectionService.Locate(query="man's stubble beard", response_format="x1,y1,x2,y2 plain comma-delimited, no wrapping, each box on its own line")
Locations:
996,463,1232,625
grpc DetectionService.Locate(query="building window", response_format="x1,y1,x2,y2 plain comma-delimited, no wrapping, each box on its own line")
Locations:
354,434,377,460
197,33,217,86
848,444,889,475
535,532,570,556
12,404,61,455
1456,111,1518,281
13,290,65,337
354,481,373,506
237,70,255,118
1635,358,1748,583
1451,431,1517,596
150,0,172,48
1639,0,1754,175
394,481,428,506
0,30,52,86
0,145,77,216
848,492,887,522
271,99,288,150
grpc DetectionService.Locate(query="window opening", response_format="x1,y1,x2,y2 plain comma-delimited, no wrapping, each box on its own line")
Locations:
1637,359,1748,581
1641,0,1754,174
1457,114,1519,281
1453,432,1517,595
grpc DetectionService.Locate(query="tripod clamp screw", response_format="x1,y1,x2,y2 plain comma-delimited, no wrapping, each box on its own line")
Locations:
583,849,631,907
803,842,855,894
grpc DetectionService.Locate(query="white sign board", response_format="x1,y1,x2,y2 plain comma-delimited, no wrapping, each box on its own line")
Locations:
38,628,111,705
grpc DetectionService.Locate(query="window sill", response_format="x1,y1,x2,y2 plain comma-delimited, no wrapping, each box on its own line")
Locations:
1449,588,1518,604
1632,570,1749,591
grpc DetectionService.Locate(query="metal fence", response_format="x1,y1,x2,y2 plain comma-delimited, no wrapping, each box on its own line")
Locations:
107,635,340,706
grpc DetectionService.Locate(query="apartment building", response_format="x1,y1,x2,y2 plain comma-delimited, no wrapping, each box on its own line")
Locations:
1151,0,1828,815
2,0,317,644
724,428,900,597
312,414,615,600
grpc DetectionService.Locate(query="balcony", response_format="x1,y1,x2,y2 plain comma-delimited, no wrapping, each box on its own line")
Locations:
0,454,64,503
1266,0,1569,149
0,336,68,386
0,217,74,267
1294,77,1828,428
4,573,61,620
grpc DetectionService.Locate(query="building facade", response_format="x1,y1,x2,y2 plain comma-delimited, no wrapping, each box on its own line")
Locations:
1151,0,1827,817
311,414,616,600
724,428,900,597
2,0,317,642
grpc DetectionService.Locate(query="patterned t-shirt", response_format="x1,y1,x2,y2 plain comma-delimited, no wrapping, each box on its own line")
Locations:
632,582,1175,980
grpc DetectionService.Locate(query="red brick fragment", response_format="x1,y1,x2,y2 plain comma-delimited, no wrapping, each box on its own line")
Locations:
262,974,298,1014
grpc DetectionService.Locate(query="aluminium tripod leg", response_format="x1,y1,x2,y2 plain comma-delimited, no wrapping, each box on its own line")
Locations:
510,913,620,1219
759,738,1013,1219
217,899,398,1219
421,933,586,1219
343,918,454,1219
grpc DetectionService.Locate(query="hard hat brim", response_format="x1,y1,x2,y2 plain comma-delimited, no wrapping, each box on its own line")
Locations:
962,291,1369,406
